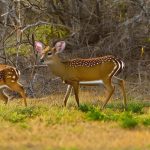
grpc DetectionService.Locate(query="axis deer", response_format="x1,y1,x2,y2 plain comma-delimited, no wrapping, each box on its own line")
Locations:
35,41,126,109
0,64,27,106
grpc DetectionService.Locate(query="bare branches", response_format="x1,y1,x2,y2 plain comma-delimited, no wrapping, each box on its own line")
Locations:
119,11,143,27
0,0,149,97
21,21,70,32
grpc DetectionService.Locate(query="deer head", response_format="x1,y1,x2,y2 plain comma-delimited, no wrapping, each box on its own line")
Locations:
35,41,66,64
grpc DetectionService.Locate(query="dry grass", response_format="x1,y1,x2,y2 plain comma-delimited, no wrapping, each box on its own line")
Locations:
0,91,150,150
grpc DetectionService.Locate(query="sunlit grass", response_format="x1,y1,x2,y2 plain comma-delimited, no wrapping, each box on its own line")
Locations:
0,97,149,128
0,93,149,150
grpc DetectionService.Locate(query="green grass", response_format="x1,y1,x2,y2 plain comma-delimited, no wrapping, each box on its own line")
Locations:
78,101,150,129
0,105,48,123
0,98,149,150
0,100,149,129
119,112,138,128
142,118,150,126
127,102,144,113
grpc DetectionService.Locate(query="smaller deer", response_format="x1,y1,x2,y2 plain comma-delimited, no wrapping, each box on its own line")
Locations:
35,41,126,109
0,64,27,106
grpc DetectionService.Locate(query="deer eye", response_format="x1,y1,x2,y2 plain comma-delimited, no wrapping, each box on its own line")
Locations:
47,52,52,56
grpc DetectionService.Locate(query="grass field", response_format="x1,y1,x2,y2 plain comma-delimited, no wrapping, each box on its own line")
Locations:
0,92,150,150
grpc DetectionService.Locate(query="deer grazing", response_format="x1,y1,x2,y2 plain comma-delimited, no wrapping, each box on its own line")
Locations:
35,41,126,109
0,64,27,106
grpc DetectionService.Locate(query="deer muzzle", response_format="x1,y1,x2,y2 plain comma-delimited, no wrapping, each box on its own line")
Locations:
40,58,44,63
39,54,45,63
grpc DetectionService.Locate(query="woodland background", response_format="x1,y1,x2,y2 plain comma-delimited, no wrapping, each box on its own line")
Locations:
0,0,149,100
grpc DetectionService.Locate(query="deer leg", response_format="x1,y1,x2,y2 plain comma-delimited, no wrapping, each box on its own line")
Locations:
6,82,27,106
72,82,80,107
112,76,127,110
102,79,115,109
64,85,73,106
0,89,9,104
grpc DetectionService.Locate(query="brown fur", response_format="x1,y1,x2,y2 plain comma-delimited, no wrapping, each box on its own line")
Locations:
0,64,27,106
40,46,126,109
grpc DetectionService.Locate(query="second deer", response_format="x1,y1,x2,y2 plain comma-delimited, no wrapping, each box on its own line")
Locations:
0,64,27,106
35,41,126,109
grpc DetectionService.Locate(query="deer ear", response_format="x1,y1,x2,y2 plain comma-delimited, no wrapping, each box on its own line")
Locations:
35,41,43,53
55,41,66,53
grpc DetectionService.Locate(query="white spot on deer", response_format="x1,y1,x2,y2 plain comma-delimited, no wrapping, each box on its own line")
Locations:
6,76,12,78
12,76,16,79
7,72,12,75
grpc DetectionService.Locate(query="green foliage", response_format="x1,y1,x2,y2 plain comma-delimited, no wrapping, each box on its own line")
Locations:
119,112,138,129
0,101,149,129
103,110,120,121
79,104,94,112
46,107,83,125
31,25,70,45
80,104,119,122
87,108,105,121
105,100,145,113
5,112,26,123
127,102,144,113
142,118,150,126
19,122,30,129
15,106,48,117
143,38,150,43
5,24,70,56
0,106,48,123
79,104,140,128
6,44,32,56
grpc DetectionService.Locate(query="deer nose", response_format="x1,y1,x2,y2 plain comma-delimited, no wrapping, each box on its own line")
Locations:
40,58,44,63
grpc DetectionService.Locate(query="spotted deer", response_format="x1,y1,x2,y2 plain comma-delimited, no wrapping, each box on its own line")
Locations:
35,41,126,109
0,64,27,106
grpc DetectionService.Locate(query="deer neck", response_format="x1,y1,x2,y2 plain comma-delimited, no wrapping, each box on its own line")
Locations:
47,56,66,78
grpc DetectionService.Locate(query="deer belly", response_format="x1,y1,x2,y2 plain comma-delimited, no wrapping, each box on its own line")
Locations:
75,64,114,80
0,85,9,89
76,69,103,81
80,80,103,85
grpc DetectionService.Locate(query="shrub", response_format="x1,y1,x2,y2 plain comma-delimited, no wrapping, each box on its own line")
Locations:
5,112,26,123
79,104,93,112
127,102,144,113
2,106,48,123
87,108,105,121
142,118,150,126
15,106,48,117
120,112,138,129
